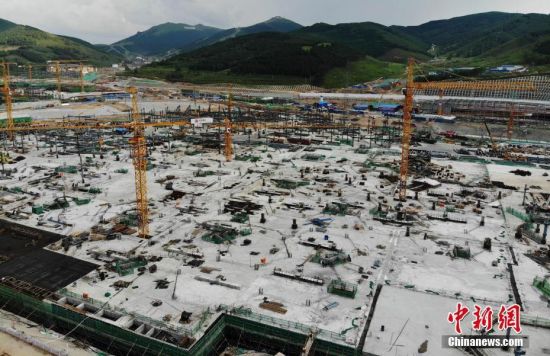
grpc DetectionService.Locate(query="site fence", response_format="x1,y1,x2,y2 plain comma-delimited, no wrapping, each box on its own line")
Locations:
58,288,193,336
493,160,535,167
220,305,350,344
523,314,550,329
505,207,532,224
57,292,355,347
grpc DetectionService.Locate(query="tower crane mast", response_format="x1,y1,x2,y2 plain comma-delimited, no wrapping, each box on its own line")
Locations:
507,105,515,141
0,87,193,239
1,61,14,141
398,58,536,201
51,60,86,93
224,89,234,161
398,58,415,201
128,87,150,238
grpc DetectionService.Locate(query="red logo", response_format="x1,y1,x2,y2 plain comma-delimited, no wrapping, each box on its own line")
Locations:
498,304,522,334
448,303,522,334
472,305,493,331
447,303,470,334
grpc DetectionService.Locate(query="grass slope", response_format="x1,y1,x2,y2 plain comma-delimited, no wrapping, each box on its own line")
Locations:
136,21,427,86
297,22,428,61
0,19,120,65
134,12,550,88
144,32,361,85
323,57,405,88
400,12,550,65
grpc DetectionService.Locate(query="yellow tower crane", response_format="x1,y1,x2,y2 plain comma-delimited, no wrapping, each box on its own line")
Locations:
224,89,234,161
213,118,359,159
128,87,150,238
398,58,536,201
224,117,233,162
1,61,14,141
55,61,61,93
399,58,415,202
51,60,86,93
0,87,191,239
79,62,85,93
507,105,515,141
484,122,498,153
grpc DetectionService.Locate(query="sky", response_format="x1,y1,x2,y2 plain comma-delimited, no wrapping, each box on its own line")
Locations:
2,0,550,44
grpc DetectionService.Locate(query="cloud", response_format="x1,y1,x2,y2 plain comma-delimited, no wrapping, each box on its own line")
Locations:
1,0,548,44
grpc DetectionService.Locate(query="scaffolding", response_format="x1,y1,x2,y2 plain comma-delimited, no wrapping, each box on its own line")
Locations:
231,212,249,224
0,240,361,356
311,251,350,267
506,207,533,231
324,202,351,216
327,279,358,299
114,257,147,276
202,224,239,244
272,179,309,190
533,276,550,298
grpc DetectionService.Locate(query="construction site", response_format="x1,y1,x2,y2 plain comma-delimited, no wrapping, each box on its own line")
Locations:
0,58,550,356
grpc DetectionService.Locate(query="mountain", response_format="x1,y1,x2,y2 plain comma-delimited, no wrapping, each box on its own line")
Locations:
135,12,550,88
108,17,302,58
0,18,120,65
397,12,521,52
137,20,426,86
398,12,550,64
106,23,223,58
0,18,16,32
295,21,428,61
184,16,303,52
156,31,362,84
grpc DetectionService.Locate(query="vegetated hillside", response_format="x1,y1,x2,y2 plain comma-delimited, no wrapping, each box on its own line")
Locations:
399,12,550,65
0,18,120,65
183,16,303,52
397,12,520,52
0,19,16,32
137,21,428,86
296,22,428,62
146,32,360,84
106,17,301,58
135,12,550,88
106,23,223,57
323,56,405,88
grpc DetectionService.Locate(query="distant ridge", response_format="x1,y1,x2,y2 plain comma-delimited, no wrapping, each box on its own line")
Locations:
106,17,303,58
0,18,120,65
136,12,550,87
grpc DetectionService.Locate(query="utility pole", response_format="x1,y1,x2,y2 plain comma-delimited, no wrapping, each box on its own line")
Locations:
224,87,233,161
2,61,14,142
55,61,61,93
75,133,85,184
172,269,181,300
79,62,84,93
